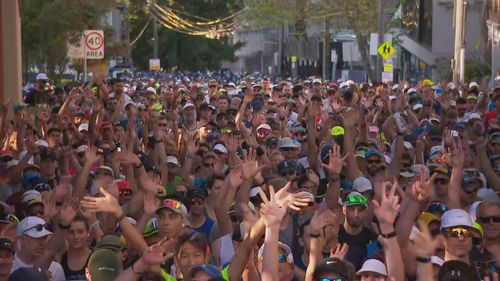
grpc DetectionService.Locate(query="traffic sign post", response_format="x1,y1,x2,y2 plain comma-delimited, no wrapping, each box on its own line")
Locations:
82,30,104,82
377,41,395,60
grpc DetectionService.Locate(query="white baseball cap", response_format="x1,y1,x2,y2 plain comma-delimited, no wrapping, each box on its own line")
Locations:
353,176,373,193
36,73,48,81
146,87,157,94
440,209,473,230
258,242,293,264
35,139,49,148
78,123,89,132
469,82,479,89
357,259,387,276
412,104,423,111
312,78,322,84
16,216,52,238
257,123,272,131
166,156,179,166
182,102,195,111
213,144,228,154
76,145,88,154
466,112,482,122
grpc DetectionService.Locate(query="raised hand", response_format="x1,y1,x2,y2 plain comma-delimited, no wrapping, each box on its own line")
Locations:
410,167,437,202
447,137,464,168
185,133,199,155
228,166,244,189
321,143,348,179
141,237,171,265
341,108,357,128
85,146,101,165
259,186,287,227
144,192,160,217
42,192,57,221
309,208,338,238
59,197,79,226
81,187,122,218
372,179,400,231
241,147,265,180
329,243,349,260
275,181,314,211
412,221,444,258
117,150,141,166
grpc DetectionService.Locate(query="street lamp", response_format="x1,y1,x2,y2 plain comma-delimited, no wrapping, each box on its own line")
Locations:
487,20,500,86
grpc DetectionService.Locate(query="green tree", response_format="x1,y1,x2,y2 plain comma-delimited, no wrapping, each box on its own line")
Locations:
21,0,120,78
129,0,244,71
244,0,385,81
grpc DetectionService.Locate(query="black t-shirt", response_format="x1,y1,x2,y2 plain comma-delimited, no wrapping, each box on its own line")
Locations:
338,224,378,269
24,88,49,106
61,251,91,281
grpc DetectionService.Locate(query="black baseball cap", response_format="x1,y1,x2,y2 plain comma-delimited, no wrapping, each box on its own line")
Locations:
313,257,353,280
438,260,477,281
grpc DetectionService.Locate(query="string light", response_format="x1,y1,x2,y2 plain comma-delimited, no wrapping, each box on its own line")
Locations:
145,0,241,39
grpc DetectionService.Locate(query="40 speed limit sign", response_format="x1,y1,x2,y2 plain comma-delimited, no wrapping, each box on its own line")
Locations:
84,30,104,59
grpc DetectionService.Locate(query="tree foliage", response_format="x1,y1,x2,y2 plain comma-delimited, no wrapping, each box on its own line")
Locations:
243,0,382,81
129,0,244,71
21,0,118,78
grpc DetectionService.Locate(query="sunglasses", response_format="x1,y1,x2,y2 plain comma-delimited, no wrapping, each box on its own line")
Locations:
367,159,382,164
33,183,52,193
23,223,48,234
138,108,147,112
209,85,217,88
191,198,205,205
278,254,289,263
159,123,168,127
257,129,271,137
319,278,346,281
0,214,19,224
161,199,182,209
280,147,298,152
443,227,471,238
477,216,500,224
294,132,306,137
427,201,447,214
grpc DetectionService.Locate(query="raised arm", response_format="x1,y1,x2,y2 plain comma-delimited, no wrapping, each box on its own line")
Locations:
321,143,348,210
372,179,405,281
259,186,287,281
447,138,464,209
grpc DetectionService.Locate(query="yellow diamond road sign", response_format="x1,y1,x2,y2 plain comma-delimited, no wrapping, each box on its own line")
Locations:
377,41,395,60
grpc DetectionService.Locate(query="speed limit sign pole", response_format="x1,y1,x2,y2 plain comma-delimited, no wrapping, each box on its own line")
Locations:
83,30,105,82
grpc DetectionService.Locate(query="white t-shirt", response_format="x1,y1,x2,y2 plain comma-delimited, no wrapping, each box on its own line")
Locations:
109,92,133,111
11,254,66,281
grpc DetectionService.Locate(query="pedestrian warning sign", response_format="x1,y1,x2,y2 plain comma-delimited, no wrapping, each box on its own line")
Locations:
377,41,395,60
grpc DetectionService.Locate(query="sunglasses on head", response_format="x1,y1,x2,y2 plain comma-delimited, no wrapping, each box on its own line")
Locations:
347,194,368,206
0,214,19,224
477,216,500,224
443,227,471,238
427,201,447,214
161,199,182,209
23,223,48,234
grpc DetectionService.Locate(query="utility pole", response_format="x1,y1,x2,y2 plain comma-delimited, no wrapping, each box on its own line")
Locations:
152,0,159,59
122,0,132,66
377,0,385,81
322,18,330,81
453,0,466,83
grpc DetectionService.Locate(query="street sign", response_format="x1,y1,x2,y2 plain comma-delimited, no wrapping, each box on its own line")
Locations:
84,30,104,59
67,37,85,59
377,41,395,60
149,59,161,71
382,71,393,82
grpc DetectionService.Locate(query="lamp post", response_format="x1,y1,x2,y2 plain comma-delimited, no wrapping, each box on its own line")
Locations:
487,20,500,87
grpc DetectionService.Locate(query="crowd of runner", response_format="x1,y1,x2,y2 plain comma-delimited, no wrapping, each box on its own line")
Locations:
0,72,499,281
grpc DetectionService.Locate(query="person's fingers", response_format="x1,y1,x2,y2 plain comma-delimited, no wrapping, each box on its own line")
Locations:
258,188,269,204
427,172,437,186
269,185,276,202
